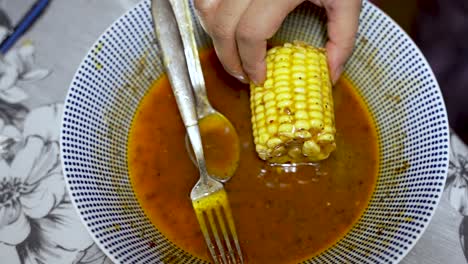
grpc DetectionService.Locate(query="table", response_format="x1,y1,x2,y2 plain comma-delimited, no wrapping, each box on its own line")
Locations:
0,1,467,263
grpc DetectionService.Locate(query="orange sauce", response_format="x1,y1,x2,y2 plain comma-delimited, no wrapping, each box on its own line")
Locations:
128,49,378,263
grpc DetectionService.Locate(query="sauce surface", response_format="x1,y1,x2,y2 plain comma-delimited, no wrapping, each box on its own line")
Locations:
128,49,379,263
198,113,240,180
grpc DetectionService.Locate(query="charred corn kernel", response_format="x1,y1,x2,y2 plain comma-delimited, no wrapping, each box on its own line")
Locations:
250,42,336,163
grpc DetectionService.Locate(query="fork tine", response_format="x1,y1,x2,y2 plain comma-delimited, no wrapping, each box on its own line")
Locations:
214,206,236,263
206,209,229,263
222,204,244,264
194,210,220,264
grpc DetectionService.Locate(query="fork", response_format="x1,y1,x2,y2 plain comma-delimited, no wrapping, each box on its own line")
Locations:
151,0,244,263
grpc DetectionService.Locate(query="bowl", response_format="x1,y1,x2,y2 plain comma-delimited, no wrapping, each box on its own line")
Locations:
60,0,450,263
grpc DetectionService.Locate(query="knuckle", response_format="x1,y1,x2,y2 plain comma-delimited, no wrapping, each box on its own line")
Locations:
194,0,217,16
235,24,256,42
235,21,264,43
211,23,234,41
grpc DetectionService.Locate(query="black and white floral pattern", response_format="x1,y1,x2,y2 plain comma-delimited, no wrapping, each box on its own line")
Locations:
446,131,468,262
447,131,468,214
0,41,109,263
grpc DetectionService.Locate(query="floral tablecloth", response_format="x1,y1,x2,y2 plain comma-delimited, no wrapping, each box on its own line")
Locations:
0,1,467,263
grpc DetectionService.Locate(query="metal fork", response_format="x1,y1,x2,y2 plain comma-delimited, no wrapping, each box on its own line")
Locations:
151,0,244,263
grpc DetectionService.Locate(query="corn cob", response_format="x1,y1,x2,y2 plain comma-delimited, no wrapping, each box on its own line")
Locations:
250,42,336,163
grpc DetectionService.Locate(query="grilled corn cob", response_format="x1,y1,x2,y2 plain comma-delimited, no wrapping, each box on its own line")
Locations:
250,42,336,163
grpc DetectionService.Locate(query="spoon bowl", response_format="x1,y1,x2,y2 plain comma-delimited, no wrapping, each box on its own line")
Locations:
186,112,240,182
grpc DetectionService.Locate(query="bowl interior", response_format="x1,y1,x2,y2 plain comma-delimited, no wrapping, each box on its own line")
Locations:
61,0,449,263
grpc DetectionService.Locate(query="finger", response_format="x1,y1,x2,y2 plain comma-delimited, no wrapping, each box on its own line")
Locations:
193,0,221,33
236,0,304,85
209,0,252,82
321,0,362,83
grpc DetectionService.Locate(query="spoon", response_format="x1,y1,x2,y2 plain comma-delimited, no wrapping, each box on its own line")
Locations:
169,0,240,182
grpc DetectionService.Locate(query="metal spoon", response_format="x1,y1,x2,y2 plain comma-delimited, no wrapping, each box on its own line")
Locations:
165,0,240,182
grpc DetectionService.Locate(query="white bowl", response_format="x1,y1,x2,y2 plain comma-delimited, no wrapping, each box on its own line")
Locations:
60,0,449,263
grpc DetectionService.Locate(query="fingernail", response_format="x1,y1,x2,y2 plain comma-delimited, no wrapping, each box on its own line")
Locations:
251,74,267,86
252,79,261,86
332,66,344,84
234,74,249,84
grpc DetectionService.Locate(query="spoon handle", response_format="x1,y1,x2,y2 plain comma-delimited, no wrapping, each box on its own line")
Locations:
168,0,213,117
152,0,197,127
152,0,209,182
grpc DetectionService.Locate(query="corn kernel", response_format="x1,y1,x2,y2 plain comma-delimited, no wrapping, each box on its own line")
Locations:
278,115,293,124
317,133,334,143
295,110,308,120
296,120,310,131
259,134,269,145
264,79,274,89
275,86,291,94
303,140,321,156
278,123,294,133
267,124,278,134
295,102,307,110
263,91,275,102
265,101,276,109
266,108,276,116
295,130,312,139
277,93,292,101
267,137,283,148
277,100,293,108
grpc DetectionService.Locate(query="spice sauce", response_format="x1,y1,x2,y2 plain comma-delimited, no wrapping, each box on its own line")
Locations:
128,49,378,263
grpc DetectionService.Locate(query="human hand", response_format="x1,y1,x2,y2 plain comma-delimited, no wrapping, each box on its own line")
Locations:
194,0,362,85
